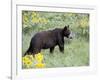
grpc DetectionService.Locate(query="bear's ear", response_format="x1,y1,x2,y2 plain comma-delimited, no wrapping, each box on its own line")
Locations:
63,25,69,30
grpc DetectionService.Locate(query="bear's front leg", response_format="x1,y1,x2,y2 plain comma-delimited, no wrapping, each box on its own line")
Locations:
57,34,64,53
59,44,64,53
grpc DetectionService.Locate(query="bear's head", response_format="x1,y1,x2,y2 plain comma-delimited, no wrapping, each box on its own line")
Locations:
63,25,72,39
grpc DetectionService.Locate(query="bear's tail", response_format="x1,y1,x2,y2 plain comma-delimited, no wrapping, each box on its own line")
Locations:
24,44,32,56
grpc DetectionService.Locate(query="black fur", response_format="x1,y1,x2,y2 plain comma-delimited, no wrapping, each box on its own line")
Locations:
24,25,71,56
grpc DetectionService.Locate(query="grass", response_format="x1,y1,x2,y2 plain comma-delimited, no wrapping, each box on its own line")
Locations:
22,11,89,68
43,39,89,67
22,34,89,68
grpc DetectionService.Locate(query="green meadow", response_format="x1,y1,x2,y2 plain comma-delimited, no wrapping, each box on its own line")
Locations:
22,11,89,68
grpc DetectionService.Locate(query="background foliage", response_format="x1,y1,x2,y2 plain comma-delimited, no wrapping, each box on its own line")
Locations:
22,11,89,68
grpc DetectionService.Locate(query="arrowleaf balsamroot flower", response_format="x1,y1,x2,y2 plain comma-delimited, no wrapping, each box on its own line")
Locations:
22,55,34,68
35,63,45,68
22,52,45,68
35,53,45,68
35,53,43,63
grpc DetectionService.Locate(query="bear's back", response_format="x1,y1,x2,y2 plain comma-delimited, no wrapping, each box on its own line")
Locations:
31,28,62,44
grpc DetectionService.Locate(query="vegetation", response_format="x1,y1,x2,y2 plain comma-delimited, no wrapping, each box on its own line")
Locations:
22,11,89,68
22,53,45,68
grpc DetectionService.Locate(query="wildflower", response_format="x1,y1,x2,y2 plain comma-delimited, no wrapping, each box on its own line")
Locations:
32,12,37,17
80,18,88,28
28,55,34,61
22,53,46,68
25,59,33,68
23,15,29,24
35,53,43,63
35,63,45,68
38,18,42,23
22,55,34,68
32,18,39,23
22,56,30,64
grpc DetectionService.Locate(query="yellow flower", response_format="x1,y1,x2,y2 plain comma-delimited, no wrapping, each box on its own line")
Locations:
35,63,45,68
38,18,42,23
22,56,30,64
80,18,88,28
38,18,48,23
22,55,34,68
28,55,34,61
32,12,37,17
25,60,33,68
32,18,39,23
23,15,29,24
35,53,43,63
22,53,46,68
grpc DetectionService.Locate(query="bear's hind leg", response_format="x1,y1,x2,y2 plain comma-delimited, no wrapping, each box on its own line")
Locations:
50,47,55,53
33,48,41,55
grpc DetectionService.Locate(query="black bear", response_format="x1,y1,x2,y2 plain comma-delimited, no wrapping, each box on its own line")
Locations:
24,25,72,56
